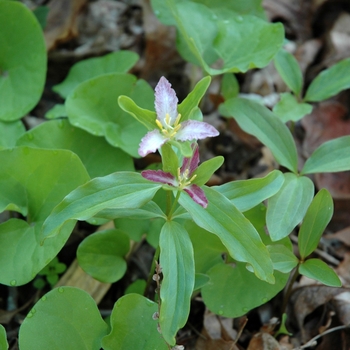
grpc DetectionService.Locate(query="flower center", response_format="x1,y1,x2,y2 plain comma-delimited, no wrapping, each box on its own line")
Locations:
177,168,197,189
156,113,182,138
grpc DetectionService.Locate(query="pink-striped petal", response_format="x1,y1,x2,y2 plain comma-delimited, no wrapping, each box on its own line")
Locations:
175,120,219,141
180,143,199,174
184,184,208,208
155,77,179,126
141,170,176,186
139,130,168,157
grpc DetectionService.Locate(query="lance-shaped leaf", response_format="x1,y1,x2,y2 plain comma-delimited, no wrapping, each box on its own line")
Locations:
0,324,7,350
304,57,350,102
267,173,314,241
214,170,284,212
298,189,333,259
42,172,162,240
301,136,350,174
179,186,274,283
299,259,341,287
220,98,298,173
159,221,195,346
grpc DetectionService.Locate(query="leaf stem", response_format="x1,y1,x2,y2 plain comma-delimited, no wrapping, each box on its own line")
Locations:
167,191,181,220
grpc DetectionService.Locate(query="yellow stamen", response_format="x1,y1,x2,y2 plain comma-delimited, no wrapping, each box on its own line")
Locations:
155,119,163,130
174,113,182,127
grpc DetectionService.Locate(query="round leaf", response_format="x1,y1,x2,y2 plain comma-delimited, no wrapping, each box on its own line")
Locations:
19,287,108,350
77,229,129,283
0,1,46,121
0,120,25,150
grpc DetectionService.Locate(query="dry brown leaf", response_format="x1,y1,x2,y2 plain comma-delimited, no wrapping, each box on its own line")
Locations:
44,0,87,50
247,332,281,350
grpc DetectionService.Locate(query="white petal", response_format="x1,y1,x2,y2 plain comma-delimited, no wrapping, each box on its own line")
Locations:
175,120,219,141
155,76,179,125
139,130,167,157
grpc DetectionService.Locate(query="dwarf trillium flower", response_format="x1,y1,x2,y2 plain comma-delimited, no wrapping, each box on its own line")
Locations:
141,145,208,208
138,76,219,157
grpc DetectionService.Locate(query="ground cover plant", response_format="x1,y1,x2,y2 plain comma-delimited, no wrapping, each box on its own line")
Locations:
1,0,350,349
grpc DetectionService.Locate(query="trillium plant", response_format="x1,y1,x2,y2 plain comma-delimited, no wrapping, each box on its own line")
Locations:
3,1,350,349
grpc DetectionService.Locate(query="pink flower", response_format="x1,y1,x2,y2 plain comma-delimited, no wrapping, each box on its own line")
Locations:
141,144,208,208
138,77,219,157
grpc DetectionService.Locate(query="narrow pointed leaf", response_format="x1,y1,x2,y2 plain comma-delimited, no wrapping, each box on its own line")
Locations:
192,156,224,186
179,186,274,283
298,189,333,259
267,173,314,241
301,136,350,174
304,57,350,102
220,98,298,172
159,221,195,346
215,170,284,212
299,259,341,287
0,324,8,350
267,245,298,273
42,172,162,240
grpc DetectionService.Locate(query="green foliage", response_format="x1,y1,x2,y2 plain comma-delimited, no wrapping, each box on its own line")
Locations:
19,287,109,350
0,120,25,149
0,1,46,121
0,324,8,350
36,257,67,287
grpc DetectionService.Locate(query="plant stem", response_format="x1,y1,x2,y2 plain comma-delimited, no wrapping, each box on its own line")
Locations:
167,191,181,220
281,266,300,314
144,245,160,298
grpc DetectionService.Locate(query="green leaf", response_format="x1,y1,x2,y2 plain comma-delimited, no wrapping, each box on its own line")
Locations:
118,95,156,131
159,221,195,346
273,93,312,123
77,229,130,283
304,57,350,102
299,259,341,287
179,186,274,283
267,244,299,273
124,279,147,295
201,263,288,317
42,172,161,240
178,76,211,121
221,73,239,100
214,170,284,212
53,51,139,98
45,104,67,119
0,324,8,350
0,1,46,121
274,49,303,95
194,273,210,291
16,119,134,178
220,98,298,172
33,6,49,29
266,173,314,241
19,287,108,350
66,73,154,158
298,189,333,259
192,156,224,186
101,294,168,350
301,136,350,174
161,143,179,175
0,120,25,150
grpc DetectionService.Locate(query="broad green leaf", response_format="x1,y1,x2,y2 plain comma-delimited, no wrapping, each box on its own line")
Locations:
220,98,298,172
118,95,156,131
77,229,130,283
304,57,350,102
267,245,299,273
0,120,25,150
192,156,224,186
42,172,162,240
301,136,350,174
159,221,195,345
221,73,239,100
274,50,303,95
45,104,67,119
273,93,312,123
267,173,314,241
66,73,154,157
298,189,333,259
33,5,49,29
194,273,210,291
16,119,134,178
202,263,288,317
53,51,139,98
0,147,89,286
0,324,8,350
179,186,274,283
124,279,147,295
178,76,211,121
0,1,46,121
161,143,179,175
19,287,108,350
101,294,167,350
299,259,341,287
214,170,284,212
